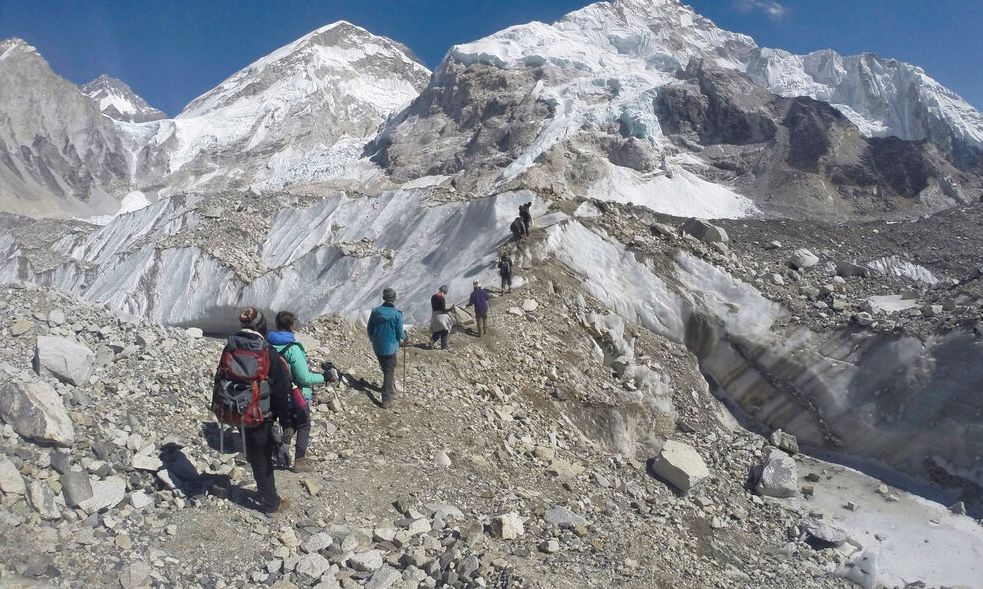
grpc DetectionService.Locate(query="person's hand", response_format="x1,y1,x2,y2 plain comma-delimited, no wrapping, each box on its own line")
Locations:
283,427,295,440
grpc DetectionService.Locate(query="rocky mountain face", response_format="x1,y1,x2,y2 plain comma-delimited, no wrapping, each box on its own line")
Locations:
372,0,983,218
80,75,167,123
0,39,132,218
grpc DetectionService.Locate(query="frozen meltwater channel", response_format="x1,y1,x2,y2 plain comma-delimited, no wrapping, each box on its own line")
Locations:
534,219,983,589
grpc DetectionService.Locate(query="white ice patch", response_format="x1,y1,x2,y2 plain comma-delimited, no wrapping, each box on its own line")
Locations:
867,256,939,285
588,162,758,220
537,220,687,340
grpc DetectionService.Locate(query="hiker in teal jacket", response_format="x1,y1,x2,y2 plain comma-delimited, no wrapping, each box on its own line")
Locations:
367,288,407,408
268,311,326,473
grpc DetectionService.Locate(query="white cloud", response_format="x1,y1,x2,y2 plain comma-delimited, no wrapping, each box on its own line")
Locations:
734,0,788,20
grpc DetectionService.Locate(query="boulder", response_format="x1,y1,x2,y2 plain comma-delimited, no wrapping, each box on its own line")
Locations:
492,512,524,539
544,506,587,529
681,218,729,243
185,327,204,339
365,567,402,589
852,312,875,327
789,249,820,270
294,553,330,579
755,449,798,498
0,377,75,446
27,480,60,520
33,336,95,385
648,440,710,494
769,430,799,455
801,517,849,546
349,549,384,572
11,319,34,337
61,468,94,507
0,458,26,495
119,561,152,589
835,260,870,278
521,299,539,312
78,476,126,514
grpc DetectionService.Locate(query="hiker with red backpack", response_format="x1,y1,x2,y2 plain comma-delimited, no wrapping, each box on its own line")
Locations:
211,307,293,514
267,311,334,473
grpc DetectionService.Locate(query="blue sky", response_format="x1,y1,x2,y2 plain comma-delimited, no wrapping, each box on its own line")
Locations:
2,0,981,115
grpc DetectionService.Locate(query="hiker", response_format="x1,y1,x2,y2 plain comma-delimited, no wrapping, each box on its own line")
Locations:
212,307,293,514
267,311,330,473
429,284,454,350
498,251,514,293
510,216,527,241
367,288,407,409
466,280,492,337
519,202,533,235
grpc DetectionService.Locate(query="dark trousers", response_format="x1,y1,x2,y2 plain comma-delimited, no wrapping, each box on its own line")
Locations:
295,405,311,458
501,274,512,291
377,354,397,403
431,330,449,350
243,420,280,510
475,312,488,336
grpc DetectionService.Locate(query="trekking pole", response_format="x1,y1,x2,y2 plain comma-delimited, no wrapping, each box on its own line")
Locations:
402,345,407,395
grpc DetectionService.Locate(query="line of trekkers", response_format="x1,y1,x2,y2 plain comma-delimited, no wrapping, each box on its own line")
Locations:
210,207,529,513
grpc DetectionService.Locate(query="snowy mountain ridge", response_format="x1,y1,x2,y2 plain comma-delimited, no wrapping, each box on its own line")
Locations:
80,74,167,123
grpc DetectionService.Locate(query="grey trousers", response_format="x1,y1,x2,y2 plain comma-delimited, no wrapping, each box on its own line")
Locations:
377,354,397,403
475,313,488,336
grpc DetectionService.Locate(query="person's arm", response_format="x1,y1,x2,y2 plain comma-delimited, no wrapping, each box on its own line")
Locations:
288,347,325,388
467,291,475,307
396,311,407,342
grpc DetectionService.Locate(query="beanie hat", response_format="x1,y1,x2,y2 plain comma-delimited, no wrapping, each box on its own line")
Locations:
239,306,267,333
439,284,449,293
382,288,397,303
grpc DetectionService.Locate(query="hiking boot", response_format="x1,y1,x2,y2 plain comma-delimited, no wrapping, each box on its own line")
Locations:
264,498,290,515
380,397,394,409
292,457,313,473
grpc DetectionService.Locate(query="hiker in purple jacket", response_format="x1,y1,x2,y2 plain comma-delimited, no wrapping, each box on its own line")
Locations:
466,280,492,337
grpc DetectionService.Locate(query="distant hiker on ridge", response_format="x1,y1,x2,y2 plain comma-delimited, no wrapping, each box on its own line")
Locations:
367,288,407,409
519,201,533,235
211,307,293,514
429,284,454,350
498,250,514,293
510,216,527,241
466,280,492,337
267,311,333,473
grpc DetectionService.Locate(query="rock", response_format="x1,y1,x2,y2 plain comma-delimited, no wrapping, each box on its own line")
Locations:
835,551,879,589
789,249,820,270
32,336,95,386
129,491,153,510
302,478,321,496
78,476,126,514
118,561,152,589
349,549,384,572
681,218,729,243
294,553,330,579
755,449,798,498
922,304,943,317
11,319,34,336
0,376,75,446
765,240,782,250
435,451,452,468
949,501,967,515
539,539,560,553
522,299,539,312
27,480,60,520
492,512,524,539
835,260,870,278
769,430,799,455
130,454,163,472
303,532,334,554
365,566,402,589
852,312,875,327
61,468,94,507
47,309,66,326
546,459,584,478
648,440,710,494
544,506,587,529
0,458,27,495
801,517,848,546
770,273,785,286
278,527,301,549
185,327,204,339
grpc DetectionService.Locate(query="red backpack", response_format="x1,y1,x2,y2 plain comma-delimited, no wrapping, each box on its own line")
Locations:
212,332,273,427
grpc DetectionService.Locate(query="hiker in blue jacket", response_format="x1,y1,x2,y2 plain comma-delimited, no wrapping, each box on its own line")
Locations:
466,280,492,337
367,288,407,409
268,311,330,473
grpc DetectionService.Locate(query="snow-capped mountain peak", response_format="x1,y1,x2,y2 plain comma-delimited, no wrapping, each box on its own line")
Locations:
80,74,167,123
0,38,39,63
